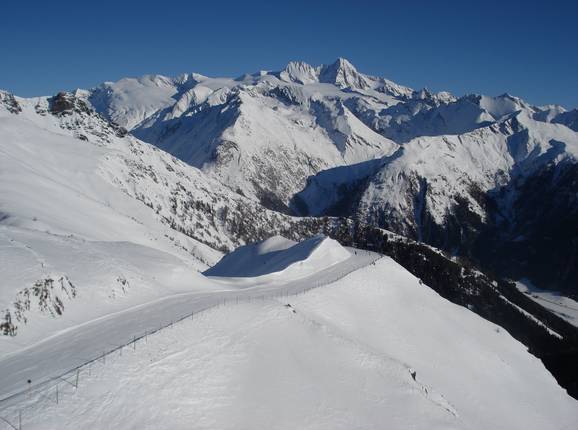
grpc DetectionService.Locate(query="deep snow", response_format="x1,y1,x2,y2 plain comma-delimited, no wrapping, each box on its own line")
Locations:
204,235,350,279
1,254,576,430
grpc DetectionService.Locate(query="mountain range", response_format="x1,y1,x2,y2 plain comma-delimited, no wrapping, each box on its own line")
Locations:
1,58,578,421
81,58,577,296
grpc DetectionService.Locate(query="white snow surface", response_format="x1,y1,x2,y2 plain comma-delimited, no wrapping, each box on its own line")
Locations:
205,235,350,279
82,59,578,219
84,59,423,205
516,280,578,328
0,90,325,349
1,255,576,430
1,59,578,429
298,111,578,237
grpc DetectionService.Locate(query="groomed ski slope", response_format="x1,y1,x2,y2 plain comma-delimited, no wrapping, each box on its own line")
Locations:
1,237,577,430
0,237,371,404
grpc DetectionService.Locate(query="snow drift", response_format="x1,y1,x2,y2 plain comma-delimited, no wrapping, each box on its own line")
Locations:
204,235,350,279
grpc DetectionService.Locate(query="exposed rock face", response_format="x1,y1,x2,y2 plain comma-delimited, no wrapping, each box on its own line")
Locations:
49,91,91,116
48,91,128,139
1,276,76,336
0,90,22,114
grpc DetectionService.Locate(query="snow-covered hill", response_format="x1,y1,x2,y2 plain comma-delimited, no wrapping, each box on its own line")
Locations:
0,90,339,343
1,246,576,430
205,235,350,280
297,111,578,230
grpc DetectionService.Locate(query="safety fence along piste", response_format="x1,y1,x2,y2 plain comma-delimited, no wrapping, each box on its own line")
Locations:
0,251,382,429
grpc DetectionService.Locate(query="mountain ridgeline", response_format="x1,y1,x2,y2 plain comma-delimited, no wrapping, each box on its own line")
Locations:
84,59,578,297
1,58,577,398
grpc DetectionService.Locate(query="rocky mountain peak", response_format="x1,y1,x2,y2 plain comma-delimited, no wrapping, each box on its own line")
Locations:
319,57,371,89
49,91,93,116
0,90,22,114
279,61,319,84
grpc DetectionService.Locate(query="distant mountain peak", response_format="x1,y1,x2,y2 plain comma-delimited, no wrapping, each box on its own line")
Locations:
279,61,318,84
319,57,371,89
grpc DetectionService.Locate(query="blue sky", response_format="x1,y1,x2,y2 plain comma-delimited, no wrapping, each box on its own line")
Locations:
1,0,577,108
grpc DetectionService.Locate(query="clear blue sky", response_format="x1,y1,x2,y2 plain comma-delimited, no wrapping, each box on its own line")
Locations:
1,0,577,108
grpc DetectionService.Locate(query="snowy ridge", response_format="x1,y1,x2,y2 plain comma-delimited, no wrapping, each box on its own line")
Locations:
1,57,578,428
297,110,578,249
1,248,576,430
83,59,430,208
80,58,578,228
204,235,350,279
0,244,379,407
0,90,341,343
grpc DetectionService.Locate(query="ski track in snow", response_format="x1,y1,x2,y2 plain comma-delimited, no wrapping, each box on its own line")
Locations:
2,251,577,430
0,249,379,408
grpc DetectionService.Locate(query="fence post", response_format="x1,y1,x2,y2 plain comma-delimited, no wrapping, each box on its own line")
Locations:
18,411,21,430
133,336,136,350
56,384,59,404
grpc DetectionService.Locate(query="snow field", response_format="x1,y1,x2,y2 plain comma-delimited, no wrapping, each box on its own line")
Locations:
0,246,378,408
2,256,577,430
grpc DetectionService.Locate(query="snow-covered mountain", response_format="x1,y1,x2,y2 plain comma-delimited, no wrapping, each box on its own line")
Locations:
295,110,578,295
2,58,578,426
1,236,577,429
83,59,578,295
87,59,416,211
0,89,343,342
